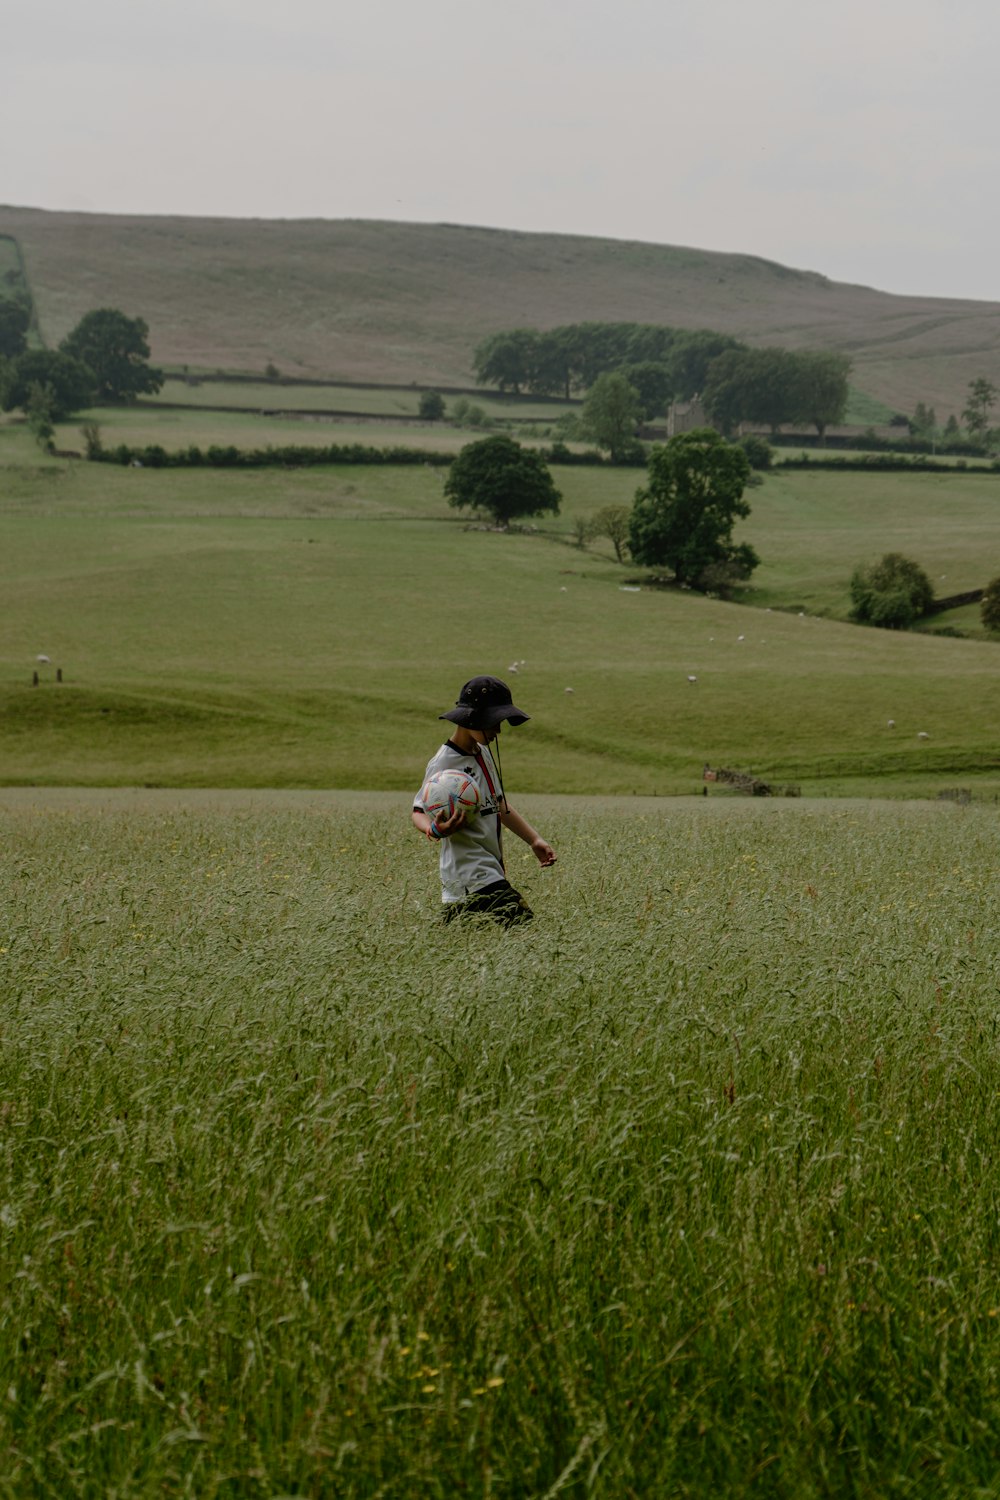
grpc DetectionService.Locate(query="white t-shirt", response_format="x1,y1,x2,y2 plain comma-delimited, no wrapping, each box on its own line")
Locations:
414,740,505,902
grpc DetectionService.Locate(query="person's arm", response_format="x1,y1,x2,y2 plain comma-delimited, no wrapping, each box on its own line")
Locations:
412,806,466,841
499,806,557,866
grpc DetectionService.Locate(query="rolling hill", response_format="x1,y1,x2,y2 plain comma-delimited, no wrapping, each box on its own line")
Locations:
2,204,999,418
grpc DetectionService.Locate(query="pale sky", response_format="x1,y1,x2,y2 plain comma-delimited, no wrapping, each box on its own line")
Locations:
5,0,999,302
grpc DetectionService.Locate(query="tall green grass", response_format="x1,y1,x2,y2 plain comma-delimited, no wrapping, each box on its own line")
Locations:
2,793,999,1495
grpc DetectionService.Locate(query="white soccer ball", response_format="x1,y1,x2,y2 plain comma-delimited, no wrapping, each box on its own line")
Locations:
421,768,481,826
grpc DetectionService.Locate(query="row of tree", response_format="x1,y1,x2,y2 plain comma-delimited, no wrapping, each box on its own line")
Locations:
910,379,1000,445
473,323,743,405
0,304,164,433
473,321,852,440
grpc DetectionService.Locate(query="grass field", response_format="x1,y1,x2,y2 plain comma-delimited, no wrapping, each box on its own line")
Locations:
2,790,1000,1496
2,428,1000,796
3,205,999,415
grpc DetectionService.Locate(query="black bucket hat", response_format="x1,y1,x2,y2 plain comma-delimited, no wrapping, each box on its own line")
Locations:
440,675,530,730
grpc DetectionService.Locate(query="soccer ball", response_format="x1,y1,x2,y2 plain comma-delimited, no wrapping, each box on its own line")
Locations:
421,768,480,826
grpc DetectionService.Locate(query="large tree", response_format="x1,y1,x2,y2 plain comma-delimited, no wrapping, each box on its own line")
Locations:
580,371,643,460
667,330,747,401
444,435,561,526
962,377,998,441
60,308,163,402
616,361,674,421
0,349,94,418
472,330,540,395
628,428,758,590
0,297,30,359
793,351,850,441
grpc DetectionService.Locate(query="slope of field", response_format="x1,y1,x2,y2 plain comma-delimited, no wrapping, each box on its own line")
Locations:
2,204,999,417
2,437,1000,796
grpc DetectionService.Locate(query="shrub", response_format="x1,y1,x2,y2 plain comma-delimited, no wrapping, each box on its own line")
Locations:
418,390,445,421
850,553,934,629
981,578,1000,633
738,434,774,470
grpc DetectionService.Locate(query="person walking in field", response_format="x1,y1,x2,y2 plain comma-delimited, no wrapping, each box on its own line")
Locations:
412,675,557,924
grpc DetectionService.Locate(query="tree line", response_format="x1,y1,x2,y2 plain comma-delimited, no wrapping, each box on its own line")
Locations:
473,322,851,441
0,301,163,446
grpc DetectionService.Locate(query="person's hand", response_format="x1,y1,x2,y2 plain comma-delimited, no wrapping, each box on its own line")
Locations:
532,838,557,867
432,805,467,839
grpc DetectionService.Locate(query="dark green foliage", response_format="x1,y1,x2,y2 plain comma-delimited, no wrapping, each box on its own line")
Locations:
79,422,103,459
89,441,459,468
962,378,997,440
443,435,561,526
666,329,747,401
581,372,643,460
629,428,758,589
616,361,674,420
0,296,30,358
910,402,937,438
418,390,446,421
703,348,850,438
1,349,94,418
60,308,164,402
738,434,774,470
26,383,55,451
980,577,1000,633
472,329,540,394
794,350,850,439
850,553,935,629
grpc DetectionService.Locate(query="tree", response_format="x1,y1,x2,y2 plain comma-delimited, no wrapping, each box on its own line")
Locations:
962,378,998,441
580,371,642,460
849,553,934,629
738,434,774,470
1,349,94,418
419,390,446,421
444,435,561,526
628,428,758,590
701,347,799,435
586,504,631,562
616,361,673,421
792,351,850,442
911,402,937,439
60,308,163,402
0,297,30,359
472,330,540,395
25,383,56,452
981,577,1000,633
667,330,746,401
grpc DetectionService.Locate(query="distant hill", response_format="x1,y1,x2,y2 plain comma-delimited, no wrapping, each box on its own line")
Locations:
2,204,999,418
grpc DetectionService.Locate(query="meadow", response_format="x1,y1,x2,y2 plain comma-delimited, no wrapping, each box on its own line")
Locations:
2,790,999,1497
4,204,999,414
3,416,1000,797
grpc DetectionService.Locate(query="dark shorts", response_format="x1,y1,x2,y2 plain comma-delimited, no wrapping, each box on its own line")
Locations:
442,879,533,927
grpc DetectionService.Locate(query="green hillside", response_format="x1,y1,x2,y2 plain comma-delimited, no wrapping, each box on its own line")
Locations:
2,425,999,797
2,205,999,417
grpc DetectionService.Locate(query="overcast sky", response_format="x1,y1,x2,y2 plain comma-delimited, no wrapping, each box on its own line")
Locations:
5,0,998,302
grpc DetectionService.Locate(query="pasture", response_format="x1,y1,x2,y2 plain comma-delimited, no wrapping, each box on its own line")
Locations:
1,791,999,1496
2,430,1000,796
4,205,1000,413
